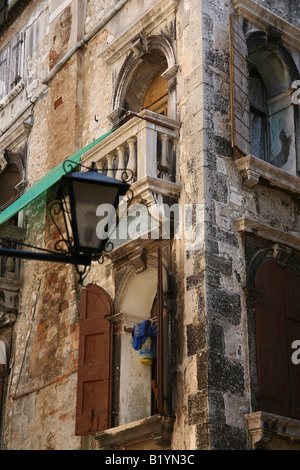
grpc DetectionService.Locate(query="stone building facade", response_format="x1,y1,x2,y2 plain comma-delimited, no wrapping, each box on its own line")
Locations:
0,0,299,450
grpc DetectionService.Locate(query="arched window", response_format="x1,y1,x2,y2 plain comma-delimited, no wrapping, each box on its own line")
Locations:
111,35,177,127
248,43,294,169
229,16,300,174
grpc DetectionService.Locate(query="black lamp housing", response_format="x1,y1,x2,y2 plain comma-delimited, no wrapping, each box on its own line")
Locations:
58,163,131,258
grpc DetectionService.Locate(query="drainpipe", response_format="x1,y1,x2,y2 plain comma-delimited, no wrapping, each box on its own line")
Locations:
0,0,129,137
42,0,129,85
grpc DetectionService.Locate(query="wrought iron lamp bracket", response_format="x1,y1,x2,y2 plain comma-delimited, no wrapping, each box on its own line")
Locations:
0,161,133,285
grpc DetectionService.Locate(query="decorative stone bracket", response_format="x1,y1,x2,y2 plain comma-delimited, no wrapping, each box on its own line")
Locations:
94,414,175,450
235,154,300,195
0,152,7,173
246,412,300,449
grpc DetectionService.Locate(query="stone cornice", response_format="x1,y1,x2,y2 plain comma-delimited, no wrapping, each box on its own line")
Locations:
246,412,300,449
232,0,300,49
0,119,32,153
235,217,300,251
235,154,300,194
98,0,177,64
94,414,175,450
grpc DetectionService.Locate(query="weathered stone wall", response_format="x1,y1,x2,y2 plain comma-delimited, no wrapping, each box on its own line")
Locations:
188,0,300,450
171,0,300,450
253,0,300,29
1,0,165,451
1,0,299,450
1,0,90,450
201,0,249,450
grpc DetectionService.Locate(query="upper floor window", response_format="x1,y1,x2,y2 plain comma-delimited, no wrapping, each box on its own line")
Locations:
248,43,294,170
249,68,269,161
229,15,300,175
0,32,24,101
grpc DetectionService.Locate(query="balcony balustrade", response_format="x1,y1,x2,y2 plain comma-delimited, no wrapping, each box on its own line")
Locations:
82,110,182,207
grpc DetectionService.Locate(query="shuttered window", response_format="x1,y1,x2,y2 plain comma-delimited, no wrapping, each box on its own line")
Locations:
255,259,300,419
0,48,8,100
9,34,23,89
0,32,24,101
249,68,269,161
75,284,113,436
229,14,251,156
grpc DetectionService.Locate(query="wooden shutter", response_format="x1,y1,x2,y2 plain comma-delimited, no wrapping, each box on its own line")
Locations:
0,47,8,100
255,259,300,418
75,284,113,436
156,246,164,414
151,246,164,415
229,14,251,156
283,266,300,419
9,33,23,90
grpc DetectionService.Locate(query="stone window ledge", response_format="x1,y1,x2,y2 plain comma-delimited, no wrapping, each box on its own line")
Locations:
246,412,300,450
0,81,24,112
94,414,175,450
235,155,300,195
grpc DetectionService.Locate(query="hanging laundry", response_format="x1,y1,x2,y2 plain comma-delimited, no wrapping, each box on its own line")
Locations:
132,320,150,351
132,320,157,353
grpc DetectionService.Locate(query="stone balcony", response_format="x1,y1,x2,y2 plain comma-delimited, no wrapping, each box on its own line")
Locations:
81,110,182,213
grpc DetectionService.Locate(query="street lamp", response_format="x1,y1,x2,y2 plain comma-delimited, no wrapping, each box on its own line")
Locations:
0,161,131,283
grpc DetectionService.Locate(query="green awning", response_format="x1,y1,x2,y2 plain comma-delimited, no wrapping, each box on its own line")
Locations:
0,129,114,225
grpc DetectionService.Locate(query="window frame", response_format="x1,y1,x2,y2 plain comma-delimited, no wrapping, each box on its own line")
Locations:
249,69,271,163
230,14,300,173
0,32,24,102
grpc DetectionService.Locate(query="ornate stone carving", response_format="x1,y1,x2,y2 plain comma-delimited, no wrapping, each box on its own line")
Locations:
273,243,293,268
0,151,7,173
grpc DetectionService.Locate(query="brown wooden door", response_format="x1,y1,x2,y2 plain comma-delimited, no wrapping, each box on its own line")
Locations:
75,284,113,435
284,266,300,419
255,259,300,418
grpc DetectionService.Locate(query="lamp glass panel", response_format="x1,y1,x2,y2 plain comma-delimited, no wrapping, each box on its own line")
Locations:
72,180,119,251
